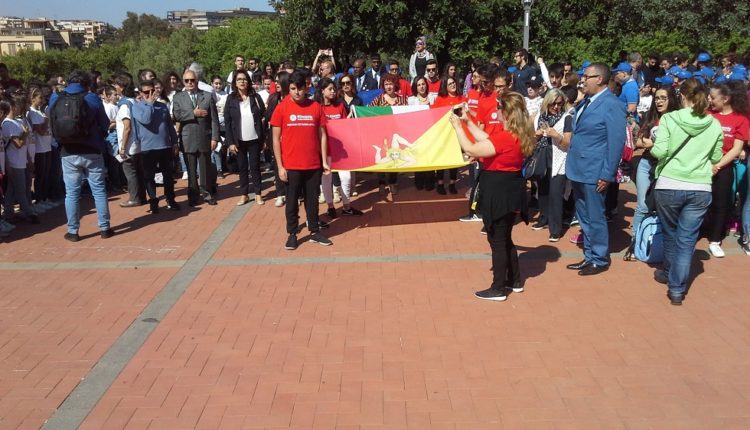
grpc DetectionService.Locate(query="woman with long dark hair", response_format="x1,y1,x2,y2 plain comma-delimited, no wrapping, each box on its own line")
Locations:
264,71,290,207
450,91,535,301
624,86,679,260
705,81,750,257
432,75,465,194
225,69,266,206
338,73,362,116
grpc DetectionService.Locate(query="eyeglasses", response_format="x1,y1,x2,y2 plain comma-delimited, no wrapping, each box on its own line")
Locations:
235,78,248,82
184,78,196,83
448,81,457,86
426,68,437,72
551,101,564,106
341,81,352,85
581,74,600,81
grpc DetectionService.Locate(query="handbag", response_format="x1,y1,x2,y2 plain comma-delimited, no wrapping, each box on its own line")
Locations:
644,135,692,213
522,143,551,180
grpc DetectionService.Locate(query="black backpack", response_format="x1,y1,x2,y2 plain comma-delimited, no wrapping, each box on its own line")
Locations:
50,91,89,145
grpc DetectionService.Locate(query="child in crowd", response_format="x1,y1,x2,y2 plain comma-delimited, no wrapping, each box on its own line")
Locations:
1,97,39,226
525,76,544,119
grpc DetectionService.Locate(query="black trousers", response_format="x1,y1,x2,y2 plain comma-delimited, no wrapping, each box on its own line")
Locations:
542,174,568,236
378,172,397,185
142,148,176,202
436,168,458,182
285,169,322,234
237,138,263,195
708,166,734,242
33,151,52,202
487,212,520,290
414,171,435,188
186,150,216,201
122,154,145,204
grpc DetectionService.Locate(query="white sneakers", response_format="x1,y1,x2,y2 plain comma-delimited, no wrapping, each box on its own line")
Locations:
709,242,725,258
275,196,286,207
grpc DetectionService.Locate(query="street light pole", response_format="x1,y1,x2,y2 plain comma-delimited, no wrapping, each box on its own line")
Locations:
522,0,534,51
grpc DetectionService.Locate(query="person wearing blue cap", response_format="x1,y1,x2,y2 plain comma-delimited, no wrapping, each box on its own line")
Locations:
565,63,626,276
576,60,592,77
655,75,675,87
613,62,639,121
695,52,712,69
674,70,693,86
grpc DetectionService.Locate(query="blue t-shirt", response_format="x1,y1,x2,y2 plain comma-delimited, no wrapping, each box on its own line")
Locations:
619,78,640,121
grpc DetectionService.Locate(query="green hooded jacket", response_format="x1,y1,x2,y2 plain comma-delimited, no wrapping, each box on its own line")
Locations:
651,107,723,184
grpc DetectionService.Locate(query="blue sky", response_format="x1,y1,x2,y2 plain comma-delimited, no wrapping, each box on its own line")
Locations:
3,1,274,26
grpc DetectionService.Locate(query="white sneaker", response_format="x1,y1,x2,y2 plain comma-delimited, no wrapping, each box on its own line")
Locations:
181,172,188,180
318,189,326,204
154,172,164,185
709,242,725,258
275,196,286,207
333,187,342,203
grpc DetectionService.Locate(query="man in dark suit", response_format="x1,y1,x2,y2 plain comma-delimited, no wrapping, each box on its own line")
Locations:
565,63,626,276
353,58,378,92
172,69,220,206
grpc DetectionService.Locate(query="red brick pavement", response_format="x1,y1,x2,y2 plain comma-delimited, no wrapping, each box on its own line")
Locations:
3,174,750,429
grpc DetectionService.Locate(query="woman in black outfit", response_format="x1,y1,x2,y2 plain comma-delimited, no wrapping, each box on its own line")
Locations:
224,69,266,206
338,73,362,116
264,71,290,207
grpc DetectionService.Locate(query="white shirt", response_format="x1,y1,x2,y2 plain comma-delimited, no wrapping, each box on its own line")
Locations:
257,89,270,107
239,99,258,141
2,118,28,169
525,96,543,119
116,98,140,155
27,107,52,153
103,101,118,122
637,94,653,115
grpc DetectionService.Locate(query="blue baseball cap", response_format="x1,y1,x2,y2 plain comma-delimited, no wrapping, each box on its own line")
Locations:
732,64,747,74
611,62,632,74
576,60,592,76
667,66,683,76
693,75,706,85
696,52,711,63
676,70,693,80
655,75,674,86
714,75,728,84
728,71,748,82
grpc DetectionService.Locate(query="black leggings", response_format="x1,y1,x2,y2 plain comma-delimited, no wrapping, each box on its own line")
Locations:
708,166,734,242
237,138,262,195
487,212,520,290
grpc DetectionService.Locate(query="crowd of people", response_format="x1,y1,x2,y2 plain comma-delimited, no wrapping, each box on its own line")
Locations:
1,38,749,305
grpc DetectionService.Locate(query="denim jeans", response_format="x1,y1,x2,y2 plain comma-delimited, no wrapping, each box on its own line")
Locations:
743,157,750,242
632,157,652,233
62,154,111,233
655,189,711,297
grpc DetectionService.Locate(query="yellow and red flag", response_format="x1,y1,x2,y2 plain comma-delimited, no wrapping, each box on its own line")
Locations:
327,106,467,172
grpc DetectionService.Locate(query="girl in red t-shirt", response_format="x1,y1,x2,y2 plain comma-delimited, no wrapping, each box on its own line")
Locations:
315,78,364,218
432,76,466,194
706,81,750,256
449,92,535,302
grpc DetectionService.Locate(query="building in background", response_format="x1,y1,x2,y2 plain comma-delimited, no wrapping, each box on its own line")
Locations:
0,16,108,56
166,8,275,31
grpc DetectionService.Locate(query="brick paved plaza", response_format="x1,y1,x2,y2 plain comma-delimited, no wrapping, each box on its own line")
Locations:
1,172,749,430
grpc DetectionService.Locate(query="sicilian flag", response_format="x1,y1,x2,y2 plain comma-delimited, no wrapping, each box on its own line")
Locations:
352,104,430,118
327,106,468,172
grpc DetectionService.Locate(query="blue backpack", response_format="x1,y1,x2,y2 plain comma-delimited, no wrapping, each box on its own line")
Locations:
634,215,664,263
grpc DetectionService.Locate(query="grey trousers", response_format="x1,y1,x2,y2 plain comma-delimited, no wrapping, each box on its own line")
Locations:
122,154,146,204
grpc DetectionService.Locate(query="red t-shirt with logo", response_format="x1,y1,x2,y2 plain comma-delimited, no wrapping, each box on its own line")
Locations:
322,103,347,121
712,111,750,154
432,94,465,109
270,98,327,170
481,110,523,172
427,79,441,96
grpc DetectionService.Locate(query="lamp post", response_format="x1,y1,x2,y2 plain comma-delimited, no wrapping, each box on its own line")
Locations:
522,0,534,51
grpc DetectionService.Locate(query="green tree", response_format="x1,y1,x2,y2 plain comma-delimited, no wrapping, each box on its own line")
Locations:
117,12,173,42
122,27,200,77
195,17,289,79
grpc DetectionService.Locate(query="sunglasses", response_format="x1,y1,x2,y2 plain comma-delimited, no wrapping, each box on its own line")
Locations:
426,68,437,72
184,78,196,83
341,81,352,85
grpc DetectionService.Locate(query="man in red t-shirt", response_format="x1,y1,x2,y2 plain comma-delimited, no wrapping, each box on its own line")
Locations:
386,60,413,97
271,71,332,250
460,63,500,222
425,59,441,102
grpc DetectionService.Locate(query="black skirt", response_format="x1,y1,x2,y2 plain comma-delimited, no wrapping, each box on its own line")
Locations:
479,170,528,225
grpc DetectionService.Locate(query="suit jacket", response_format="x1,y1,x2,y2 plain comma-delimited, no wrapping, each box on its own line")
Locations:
355,73,379,92
566,88,627,184
224,92,266,146
172,89,220,153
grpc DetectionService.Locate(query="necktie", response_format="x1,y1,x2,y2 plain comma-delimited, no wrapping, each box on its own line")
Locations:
190,92,197,107
576,98,591,126
358,76,363,91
